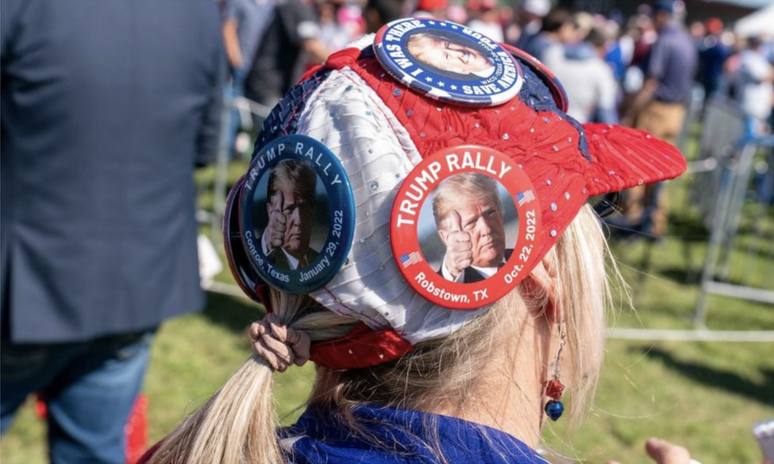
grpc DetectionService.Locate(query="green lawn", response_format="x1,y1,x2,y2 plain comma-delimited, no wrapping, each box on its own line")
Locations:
2,160,772,464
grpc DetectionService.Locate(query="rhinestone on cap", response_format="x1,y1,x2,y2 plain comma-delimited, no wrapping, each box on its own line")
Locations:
550,230,557,237
550,203,557,211
393,89,401,96
503,133,510,140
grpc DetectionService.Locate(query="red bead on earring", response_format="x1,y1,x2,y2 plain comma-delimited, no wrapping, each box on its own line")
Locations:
544,379,565,421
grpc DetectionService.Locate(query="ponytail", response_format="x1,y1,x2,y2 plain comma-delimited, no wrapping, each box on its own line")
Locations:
147,291,358,464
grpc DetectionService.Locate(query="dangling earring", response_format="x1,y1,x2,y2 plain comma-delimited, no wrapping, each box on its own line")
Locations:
544,325,566,421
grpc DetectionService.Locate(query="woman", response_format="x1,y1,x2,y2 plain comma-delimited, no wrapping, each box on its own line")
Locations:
142,23,694,464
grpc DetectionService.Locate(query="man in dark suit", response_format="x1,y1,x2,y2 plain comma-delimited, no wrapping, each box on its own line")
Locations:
433,173,509,284
0,1,224,462
261,160,319,269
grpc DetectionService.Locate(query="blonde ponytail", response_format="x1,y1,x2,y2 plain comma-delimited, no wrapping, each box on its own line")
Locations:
148,292,358,464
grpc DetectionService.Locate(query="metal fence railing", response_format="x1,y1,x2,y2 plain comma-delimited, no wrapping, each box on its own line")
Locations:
693,135,774,328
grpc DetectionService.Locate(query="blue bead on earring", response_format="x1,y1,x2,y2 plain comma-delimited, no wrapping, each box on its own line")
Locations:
544,326,567,422
545,399,565,421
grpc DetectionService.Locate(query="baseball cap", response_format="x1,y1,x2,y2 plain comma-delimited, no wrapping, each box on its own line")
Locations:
224,18,686,370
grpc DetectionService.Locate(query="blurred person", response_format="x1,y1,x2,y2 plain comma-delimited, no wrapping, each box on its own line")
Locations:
262,160,320,270
412,0,448,19
697,17,730,99
466,0,504,43
433,174,508,283
0,1,224,463
363,0,405,34
520,7,576,62
447,4,469,26
621,12,658,95
223,0,276,158
545,27,620,124
513,0,550,51
318,0,352,52
500,6,520,45
138,22,692,464
731,36,774,136
571,11,594,45
619,0,697,238
688,19,705,43
244,0,330,121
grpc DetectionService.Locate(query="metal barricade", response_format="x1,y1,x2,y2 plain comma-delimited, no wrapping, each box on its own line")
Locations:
199,96,271,242
693,135,774,328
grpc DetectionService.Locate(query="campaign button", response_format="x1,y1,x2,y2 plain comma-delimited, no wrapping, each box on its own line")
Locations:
223,175,265,302
374,18,523,107
390,145,542,309
238,135,355,294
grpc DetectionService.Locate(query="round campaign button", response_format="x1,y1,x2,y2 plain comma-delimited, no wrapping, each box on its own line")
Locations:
223,175,264,302
390,146,542,309
238,135,355,294
374,18,523,107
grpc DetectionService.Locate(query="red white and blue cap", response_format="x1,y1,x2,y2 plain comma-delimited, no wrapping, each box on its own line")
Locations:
224,20,686,370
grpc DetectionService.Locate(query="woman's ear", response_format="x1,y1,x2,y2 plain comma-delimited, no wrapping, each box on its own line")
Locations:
526,257,562,323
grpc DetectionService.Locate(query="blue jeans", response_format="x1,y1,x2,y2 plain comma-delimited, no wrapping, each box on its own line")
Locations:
1,329,156,464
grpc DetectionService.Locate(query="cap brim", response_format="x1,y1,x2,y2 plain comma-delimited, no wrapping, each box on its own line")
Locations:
582,123,687,197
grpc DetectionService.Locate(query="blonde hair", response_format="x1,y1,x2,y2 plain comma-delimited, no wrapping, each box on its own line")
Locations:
149,205,616,463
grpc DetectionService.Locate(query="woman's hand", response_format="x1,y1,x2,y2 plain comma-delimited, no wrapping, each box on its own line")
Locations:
606,437,694,464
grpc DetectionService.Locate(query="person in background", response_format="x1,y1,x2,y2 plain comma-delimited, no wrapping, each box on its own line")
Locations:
545,26,620,124
363,0,405,34
697,17,730,100
412,0,448,19
0,1,224,463
512,0,550,51
619,0,697,239
466,0,504,43
520,7,576,62
447,4,469,27
318,0,352,52
244,0,330,124
731,35,774,137
223,0,276,158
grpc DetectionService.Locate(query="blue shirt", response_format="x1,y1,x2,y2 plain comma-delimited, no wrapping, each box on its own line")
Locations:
226,0,275,71
643,23,698,103
281,405,548,464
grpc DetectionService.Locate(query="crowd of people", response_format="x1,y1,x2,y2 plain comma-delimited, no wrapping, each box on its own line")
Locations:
221,0,772,237
222,0,772,145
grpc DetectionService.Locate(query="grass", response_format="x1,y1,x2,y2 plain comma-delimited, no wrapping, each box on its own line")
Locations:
2,157,773,464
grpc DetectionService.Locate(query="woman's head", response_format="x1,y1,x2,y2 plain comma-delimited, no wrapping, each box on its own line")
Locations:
310,204,610,429
151,21,686,464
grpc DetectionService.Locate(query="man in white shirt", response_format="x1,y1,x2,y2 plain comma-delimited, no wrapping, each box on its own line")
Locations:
733,36,774,136
433,173,509,283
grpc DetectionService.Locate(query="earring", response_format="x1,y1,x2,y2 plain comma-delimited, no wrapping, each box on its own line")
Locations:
544,326,566,421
